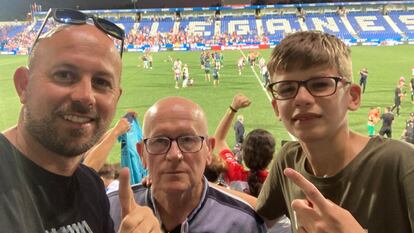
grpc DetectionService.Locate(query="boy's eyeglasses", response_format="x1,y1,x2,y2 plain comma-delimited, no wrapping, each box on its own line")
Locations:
32,8,125,57
143,135,206,155
268,76,351,100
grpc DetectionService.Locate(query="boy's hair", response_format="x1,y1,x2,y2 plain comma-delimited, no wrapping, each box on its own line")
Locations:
267,31,353,82
242,129,275,197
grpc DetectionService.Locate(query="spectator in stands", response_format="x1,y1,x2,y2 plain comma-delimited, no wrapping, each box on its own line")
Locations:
108,96,267,233
296,7,306,21
358,67,368,93
337,6,347,16
0,10,160,233
401,112,414,144
258,31,414,233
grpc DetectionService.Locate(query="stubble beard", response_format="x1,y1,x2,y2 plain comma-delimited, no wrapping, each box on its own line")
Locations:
23,105,107,158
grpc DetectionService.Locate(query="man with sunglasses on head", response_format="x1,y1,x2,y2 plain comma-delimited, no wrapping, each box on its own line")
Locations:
108,96,266,233
255,31,414,233
0,8,161,233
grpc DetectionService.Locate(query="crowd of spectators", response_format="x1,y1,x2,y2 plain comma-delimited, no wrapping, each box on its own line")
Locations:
0,24,36,52
1,15,271,52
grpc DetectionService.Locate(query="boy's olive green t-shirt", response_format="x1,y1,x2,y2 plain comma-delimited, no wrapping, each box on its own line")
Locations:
256,136,414,233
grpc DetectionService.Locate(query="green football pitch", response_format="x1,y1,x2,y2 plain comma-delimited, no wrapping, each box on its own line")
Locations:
0,45,413,163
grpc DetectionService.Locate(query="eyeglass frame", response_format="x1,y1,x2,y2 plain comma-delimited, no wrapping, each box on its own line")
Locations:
31,8,125,57
267,76,352,100
142,135,206,155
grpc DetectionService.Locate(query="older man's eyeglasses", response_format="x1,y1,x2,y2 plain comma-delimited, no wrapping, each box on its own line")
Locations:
32,8,125,57
143,135,205,155
268,76,351,100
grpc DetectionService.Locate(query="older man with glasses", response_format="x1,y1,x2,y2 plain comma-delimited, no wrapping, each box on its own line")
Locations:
0,8,161,233
108,96,266,233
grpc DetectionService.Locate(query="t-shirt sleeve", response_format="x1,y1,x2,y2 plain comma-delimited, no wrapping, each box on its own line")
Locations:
400,146,414,231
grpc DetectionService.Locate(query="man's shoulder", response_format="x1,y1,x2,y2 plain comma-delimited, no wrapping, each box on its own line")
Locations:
0,134,22,189
206,185,260,218
278,141,302,156
367,136,414,157
201,185,266,232
77,164,103,183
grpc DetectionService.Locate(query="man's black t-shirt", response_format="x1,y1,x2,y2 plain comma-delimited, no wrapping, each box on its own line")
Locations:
0,134,114,233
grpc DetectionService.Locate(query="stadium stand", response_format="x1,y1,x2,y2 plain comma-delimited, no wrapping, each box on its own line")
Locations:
1,1,414,54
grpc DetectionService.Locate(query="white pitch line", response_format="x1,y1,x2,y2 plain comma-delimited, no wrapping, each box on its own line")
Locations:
238,49,272,102
239,49,297,141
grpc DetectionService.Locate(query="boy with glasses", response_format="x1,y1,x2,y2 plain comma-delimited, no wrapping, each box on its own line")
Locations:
0,8,161,233
108,96,266,233
256,31,414,233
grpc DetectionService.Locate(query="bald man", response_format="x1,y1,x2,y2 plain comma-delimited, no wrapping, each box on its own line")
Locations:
0,11,160,233
108,96,266,233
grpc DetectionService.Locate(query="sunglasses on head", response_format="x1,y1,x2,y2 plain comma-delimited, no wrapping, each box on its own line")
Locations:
32,8,125,57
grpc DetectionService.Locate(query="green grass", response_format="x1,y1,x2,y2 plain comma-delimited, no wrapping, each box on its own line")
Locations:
1,45,413,163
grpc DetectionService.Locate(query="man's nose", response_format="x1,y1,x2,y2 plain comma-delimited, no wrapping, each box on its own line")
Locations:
165,140,183,161
70,77,96,107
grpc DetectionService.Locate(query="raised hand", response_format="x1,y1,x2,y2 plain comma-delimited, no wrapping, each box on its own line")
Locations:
113,118,131,137
283,168,366,233
231,94,251,111
118,168,162,233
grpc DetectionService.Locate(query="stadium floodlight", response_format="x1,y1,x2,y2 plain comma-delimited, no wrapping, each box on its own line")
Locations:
31,8,125,57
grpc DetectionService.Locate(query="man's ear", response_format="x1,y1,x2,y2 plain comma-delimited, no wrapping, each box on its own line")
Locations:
206,137,215,165
136,142,147,168
13,66,30,104
347,84,362,111
208,137,215,151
